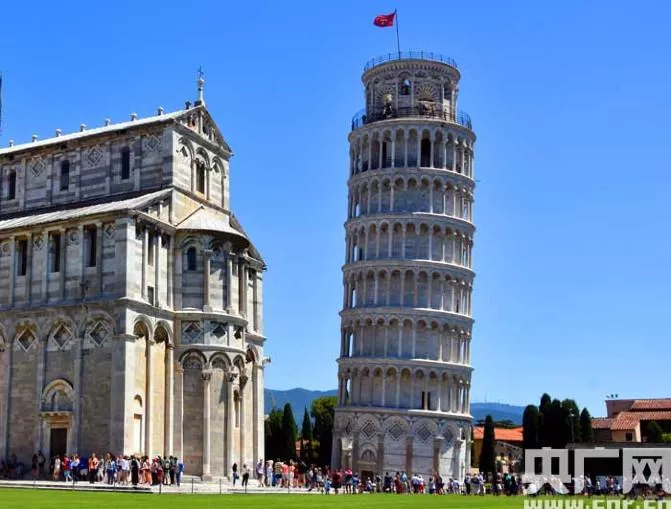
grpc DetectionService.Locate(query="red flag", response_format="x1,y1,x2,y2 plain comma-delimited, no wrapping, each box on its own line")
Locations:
373,12,396,27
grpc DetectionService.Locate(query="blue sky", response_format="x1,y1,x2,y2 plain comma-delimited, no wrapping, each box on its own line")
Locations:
1,1,670,417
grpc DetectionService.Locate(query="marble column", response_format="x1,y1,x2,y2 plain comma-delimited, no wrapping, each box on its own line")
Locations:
164,345,174,456
203,249,212,311
144,338,154,456
225,255,233,312
59,228,66,301
225,372,236,478
141,227,148,300
96,222,103,296
35,333,46,451
41,231,49,301
201,370,212,480
0,343,12,461
26,232,33,302
154,231,160,306
405,436,413,475
174,366,184,460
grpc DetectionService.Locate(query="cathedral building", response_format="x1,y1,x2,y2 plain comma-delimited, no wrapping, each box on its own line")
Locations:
333,52,476,480
0,79,266,480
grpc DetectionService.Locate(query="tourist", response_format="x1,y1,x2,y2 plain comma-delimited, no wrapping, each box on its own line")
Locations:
256,459,264,487
242,463,250,488
31,454,39,480
177,457,184,487
130,456,140,486
169,456,176,485
88,453,98,484
265,460,274,487
142,456,152,485
105,454,116,485
352,471,360,493
63,454,72,482
232,462,239,486
71,455,80,481
52,455,61,481
37,451,46,479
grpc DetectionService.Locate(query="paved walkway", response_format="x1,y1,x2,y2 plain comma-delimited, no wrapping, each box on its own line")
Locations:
0,478,319,495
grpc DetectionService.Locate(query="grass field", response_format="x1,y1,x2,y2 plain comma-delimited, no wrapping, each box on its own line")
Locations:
0,490,532,509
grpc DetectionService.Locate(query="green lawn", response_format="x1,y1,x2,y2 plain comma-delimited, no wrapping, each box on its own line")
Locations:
0,490,527,509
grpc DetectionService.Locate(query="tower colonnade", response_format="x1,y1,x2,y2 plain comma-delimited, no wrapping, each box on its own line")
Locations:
333,53,477,480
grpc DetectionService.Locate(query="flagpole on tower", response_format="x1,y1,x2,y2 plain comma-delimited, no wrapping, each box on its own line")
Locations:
394,9,401,56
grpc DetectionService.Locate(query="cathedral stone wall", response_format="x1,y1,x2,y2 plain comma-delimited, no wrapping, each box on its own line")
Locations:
0,102,266,479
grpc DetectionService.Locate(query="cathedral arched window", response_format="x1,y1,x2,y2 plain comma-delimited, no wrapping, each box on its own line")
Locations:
400,79,411,96
7,170,16,200
121,147,131,180
186,246,197,271
196,161,206,194
60,160,70,191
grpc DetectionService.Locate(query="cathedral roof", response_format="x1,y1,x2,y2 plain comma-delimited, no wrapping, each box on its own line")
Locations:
0,110,187,157
0,105,232,157
0,188,170,232
176,206,265,265
176,206,246,238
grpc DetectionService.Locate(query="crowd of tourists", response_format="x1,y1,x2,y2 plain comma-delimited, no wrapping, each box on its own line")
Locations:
0,451,184,487
235,458,524,496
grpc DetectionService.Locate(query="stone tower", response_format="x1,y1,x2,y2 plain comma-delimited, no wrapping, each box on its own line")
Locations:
332,52,476,480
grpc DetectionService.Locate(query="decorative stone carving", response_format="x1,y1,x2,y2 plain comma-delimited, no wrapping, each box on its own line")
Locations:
67,229,79,246
85,146,103,167
85,319,112,348
30,157,46,177
181,321,203,345
15,329,37,352
182,355,203,370
104,223,115,239
143,135,161,152
33,236,44,251
49,322,73,350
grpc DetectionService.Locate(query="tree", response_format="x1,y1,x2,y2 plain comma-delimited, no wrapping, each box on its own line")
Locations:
580,408,593,443
522,405,541,450
311,396,337,467
646,421,663,443
561,399,581,444
479,415,496,477
539,393,552,446
264,407,284,460
300,407,313,462
549,399,566,448
281,403,298,460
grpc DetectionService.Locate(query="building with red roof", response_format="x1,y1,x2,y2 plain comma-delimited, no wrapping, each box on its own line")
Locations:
592,398,671,443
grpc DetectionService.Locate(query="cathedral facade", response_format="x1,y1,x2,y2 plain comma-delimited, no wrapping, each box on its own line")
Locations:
0,82,266,479
333,53,476,480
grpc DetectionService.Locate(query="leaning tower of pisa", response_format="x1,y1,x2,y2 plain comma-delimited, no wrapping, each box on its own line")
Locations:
332,52,476,481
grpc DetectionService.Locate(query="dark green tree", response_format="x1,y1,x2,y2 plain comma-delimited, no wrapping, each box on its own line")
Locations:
646,421,663,443
562,399,581,444
311,396,337,467
281,403,298,460
580,407,593,443
300,407,313,462
522,405,541,450
479,415,496,477
539,393,552,446
549,398,566,448
264,407,284,460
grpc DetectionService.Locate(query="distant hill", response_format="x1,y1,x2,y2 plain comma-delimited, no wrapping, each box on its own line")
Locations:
265,388,524,425
265,388,337,415
470,402,525,424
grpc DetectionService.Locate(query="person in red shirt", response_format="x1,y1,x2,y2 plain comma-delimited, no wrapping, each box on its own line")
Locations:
88,454,99,484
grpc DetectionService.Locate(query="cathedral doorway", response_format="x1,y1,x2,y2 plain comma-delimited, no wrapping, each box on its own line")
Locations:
50,428,67,459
